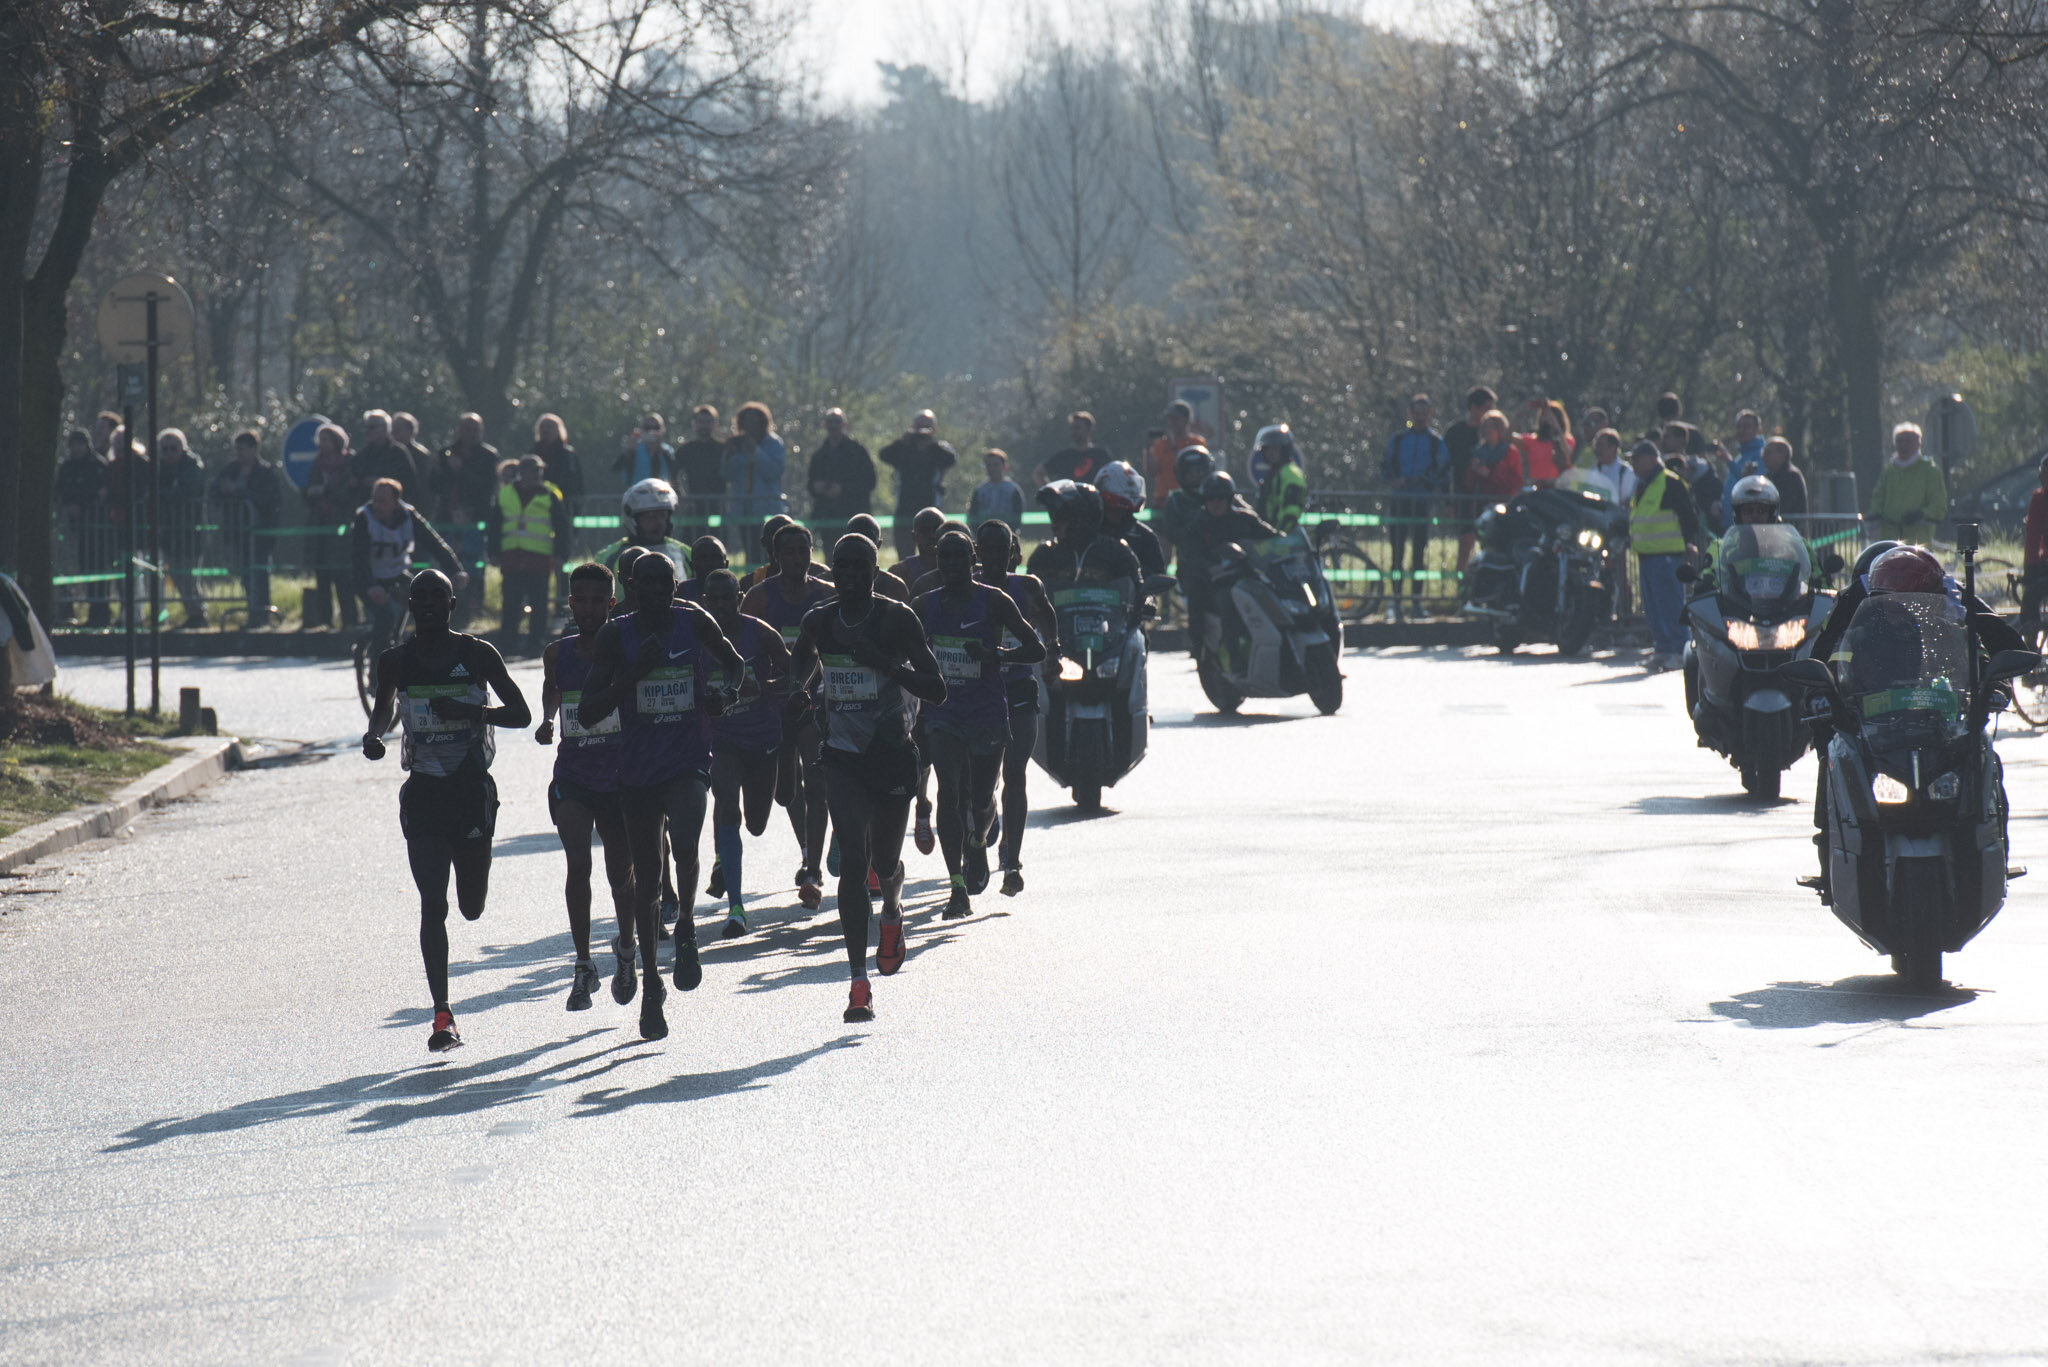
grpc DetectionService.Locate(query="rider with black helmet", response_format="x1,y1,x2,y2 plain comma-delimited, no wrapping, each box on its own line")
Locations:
1026,481,1146,657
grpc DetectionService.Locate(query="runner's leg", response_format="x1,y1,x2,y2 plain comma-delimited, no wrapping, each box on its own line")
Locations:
824,767,877,977
931,729,970,881
554,795,598,962
1000,705,1037,872
661,776,709,987
592,805,635,942
451,839,491,921
407,836,456,1009
741,747,778,836
968,748,1004,847
620,788,664,980
711,748,747,926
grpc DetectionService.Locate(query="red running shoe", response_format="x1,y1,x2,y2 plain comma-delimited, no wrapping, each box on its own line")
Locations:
843,979,874,1023
427,1009,463,1053
867,867,881,894
877,915,906,975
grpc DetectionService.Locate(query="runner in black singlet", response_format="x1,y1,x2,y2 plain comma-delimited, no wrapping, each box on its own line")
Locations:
741,523,834,909
786,534,947,1023
363,571,531,1052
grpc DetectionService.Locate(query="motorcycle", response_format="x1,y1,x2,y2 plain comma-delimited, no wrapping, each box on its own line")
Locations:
1035,572,1175,811
1194,528,1344,716
1461,487,1626,656
1783,588,2039,989
1678,525,1844,799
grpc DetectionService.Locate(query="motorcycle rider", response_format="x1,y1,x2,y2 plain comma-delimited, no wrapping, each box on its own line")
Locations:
1192,471,1280,667
1158,446,1213,643
593,478,689,578
1095,461,1166,579
1027,481,1146,632
1253,425,1308,534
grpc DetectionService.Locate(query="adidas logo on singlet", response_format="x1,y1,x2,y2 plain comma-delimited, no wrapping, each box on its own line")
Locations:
449,664,470,677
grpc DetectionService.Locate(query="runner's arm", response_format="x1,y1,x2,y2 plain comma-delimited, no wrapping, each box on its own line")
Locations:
576,622,630,727
991,589,1045,666
875,606,947,704
412,510,468,584
784,612,822,717
364,647,402,759
682,601,746,687
536,640,559,743
754,618,792,693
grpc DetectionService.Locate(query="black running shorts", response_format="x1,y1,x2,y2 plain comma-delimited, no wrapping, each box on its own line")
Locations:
821,741,919,804
400,771,499,844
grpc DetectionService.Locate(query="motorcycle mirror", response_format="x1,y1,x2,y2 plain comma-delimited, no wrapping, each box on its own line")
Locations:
1984,648,2041,684
1779,657,1836,692
1674,564,1697,584
1143,574,1178,596
1822,553,1845,576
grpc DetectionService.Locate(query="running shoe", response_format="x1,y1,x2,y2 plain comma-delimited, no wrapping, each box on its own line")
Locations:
611,936,638,1005
428,1009,463,1053
914,803,935,856
942,884,972,920
877,915,906,975
659,889,680,926
722,904,748,940
1000,868,1024,897
640,975,669,1041
673,922,703,991
867,866,881,894
567,961,601,1011
706,862,725,899
796,867,823,910
964,834,990,895
843,978,874,1023
986,811,1001,847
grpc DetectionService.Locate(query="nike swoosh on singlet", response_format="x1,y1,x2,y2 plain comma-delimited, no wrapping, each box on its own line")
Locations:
668,647,691,659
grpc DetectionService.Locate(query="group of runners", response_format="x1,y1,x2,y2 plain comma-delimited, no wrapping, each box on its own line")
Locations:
363,497,1054,1048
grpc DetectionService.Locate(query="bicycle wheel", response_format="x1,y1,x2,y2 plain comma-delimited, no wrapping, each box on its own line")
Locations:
353,635,376,719
2012,622,2048,727
1321,541,1386,621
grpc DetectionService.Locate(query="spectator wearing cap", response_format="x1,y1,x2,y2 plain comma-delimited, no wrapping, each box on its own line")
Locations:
1867,421,1947,542
879,409,957,559
807,407,876,519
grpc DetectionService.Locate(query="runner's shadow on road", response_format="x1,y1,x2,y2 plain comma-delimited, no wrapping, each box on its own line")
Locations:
384,929,583,1027
1704,977,1980,1030
569,1037,863,1118
490,830,569,857
730,909,974,993
1153,713,1298,728
1029,807,1118,826
104,1031,620,1151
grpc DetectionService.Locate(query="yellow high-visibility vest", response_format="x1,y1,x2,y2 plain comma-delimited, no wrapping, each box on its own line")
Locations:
499,484,555,556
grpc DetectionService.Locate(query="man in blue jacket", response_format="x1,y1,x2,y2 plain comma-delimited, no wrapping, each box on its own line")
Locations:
1381,394,1447,613
1720,409,1766,523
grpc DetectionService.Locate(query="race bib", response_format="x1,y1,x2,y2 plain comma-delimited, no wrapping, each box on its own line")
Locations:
821,653,879,704
778,624,802,646
727,665,762,715
931,635,982,683
636,667,695,717
406,683,482,738
558,689,621,741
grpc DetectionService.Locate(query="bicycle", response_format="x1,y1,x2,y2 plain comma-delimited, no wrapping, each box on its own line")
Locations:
1313,519,1387,622
2004,570,2048,726
354,593,412,723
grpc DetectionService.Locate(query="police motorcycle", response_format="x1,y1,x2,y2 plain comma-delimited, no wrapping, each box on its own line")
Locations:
1677,476,1844,800
1191,472,1344,716
1030,481,1176,811
1461,483,1626,656
1781,537,2040,989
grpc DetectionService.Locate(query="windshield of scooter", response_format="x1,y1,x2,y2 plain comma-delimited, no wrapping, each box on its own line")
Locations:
1251,527,1331,607
1837,592,1971,742
1049,582,1131,658
1716,524,1810,618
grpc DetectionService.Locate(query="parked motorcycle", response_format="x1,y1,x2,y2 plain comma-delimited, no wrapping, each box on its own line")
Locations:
1461,487,1625,656
1679,525,1844,799
1035,572,1175,810
1783,592,2038,988
1195,528,1344,716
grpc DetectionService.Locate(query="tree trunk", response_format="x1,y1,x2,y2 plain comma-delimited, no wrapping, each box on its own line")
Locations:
15,281,70,621
1825,243,1885,496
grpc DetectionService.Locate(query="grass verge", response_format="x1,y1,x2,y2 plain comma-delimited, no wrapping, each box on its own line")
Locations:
0,694,185,840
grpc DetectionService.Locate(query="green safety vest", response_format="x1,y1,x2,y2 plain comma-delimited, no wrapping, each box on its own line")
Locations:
1258,462,1307,532
1630,471,1686,557
499,484,556,556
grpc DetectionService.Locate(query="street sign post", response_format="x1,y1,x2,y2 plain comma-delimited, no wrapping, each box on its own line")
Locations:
1924,392,1978,473
281,416,331,491
98,273,191,718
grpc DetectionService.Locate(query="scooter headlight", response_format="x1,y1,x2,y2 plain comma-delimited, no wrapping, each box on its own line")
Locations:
1872,772,1911,805
1927,771,1961,802
1722,619,1805,651
1095,657,1119,679
1058,658,1085,683
1724,619,1760,651
1576,528,1603,549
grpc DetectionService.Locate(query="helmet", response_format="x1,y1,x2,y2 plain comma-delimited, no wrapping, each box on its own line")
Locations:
1728,475,1780,519
1174,445,1214,492
1199,471,1236,501
1851,539,1900,581
622,478,679,517
1095,460,1146,514
1037,478,1104,534
1253,424,1296,461
1866,545,1945,595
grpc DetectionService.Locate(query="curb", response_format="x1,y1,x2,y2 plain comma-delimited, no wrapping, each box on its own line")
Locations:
0,736,245,877
55,630,355,659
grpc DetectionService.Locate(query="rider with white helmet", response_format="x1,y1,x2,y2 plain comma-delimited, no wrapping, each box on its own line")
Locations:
1095,460,1166,577
593,478,689,577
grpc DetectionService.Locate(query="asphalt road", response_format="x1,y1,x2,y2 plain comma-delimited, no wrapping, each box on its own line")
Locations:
9,645,2048,1365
